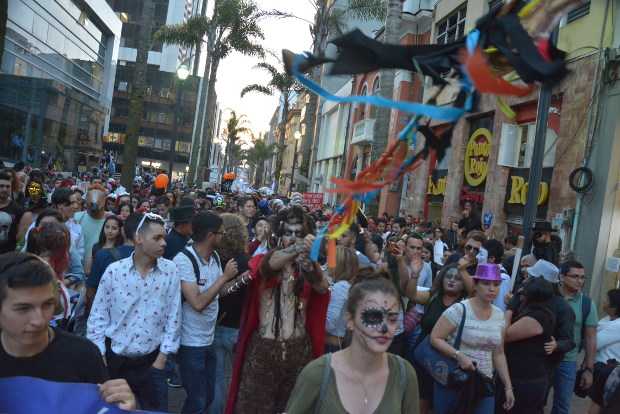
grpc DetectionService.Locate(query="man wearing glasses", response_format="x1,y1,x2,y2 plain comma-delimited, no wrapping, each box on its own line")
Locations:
551,260,598,414
456,231,486,295
87,212,181,411
173,212,238,414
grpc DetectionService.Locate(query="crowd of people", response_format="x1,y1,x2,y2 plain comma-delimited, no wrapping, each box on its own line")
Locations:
0,165,619,414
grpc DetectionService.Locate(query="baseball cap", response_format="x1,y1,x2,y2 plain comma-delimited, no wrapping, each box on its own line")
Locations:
527,259,559,283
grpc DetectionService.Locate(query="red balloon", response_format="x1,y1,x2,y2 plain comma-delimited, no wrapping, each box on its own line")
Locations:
154,174,169,189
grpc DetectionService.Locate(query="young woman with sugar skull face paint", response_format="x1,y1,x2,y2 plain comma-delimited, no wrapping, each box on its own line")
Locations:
287,275,420,414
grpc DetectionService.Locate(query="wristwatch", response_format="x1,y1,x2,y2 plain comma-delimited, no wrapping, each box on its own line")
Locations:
453,350,460,360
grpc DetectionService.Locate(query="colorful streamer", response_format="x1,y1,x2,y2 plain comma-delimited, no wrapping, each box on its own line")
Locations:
292,1,576,266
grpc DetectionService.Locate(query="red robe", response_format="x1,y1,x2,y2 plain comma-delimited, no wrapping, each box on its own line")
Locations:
224,252,330,414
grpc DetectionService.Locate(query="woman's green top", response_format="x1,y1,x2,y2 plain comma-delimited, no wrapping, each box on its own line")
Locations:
286,353,420,413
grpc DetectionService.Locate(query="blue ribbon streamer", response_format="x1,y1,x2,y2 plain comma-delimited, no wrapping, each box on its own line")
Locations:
310,225,327,261
292,54,466,122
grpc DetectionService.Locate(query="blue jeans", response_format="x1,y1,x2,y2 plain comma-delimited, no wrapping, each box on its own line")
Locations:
147,367,169,411
178,345,216,414
207,326,239,414
551,360,577,414
433,381,495,414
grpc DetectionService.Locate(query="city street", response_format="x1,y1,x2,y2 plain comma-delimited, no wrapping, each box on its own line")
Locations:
1,1,619,414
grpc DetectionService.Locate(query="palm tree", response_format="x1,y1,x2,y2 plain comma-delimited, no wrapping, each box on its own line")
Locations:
120,0,155,188
297,0,387,191
221,111,250,176
242,138,277,187
241,60,299,193
155,0,272,185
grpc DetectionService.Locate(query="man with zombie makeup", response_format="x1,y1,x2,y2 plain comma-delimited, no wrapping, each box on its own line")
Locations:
225,205,330,414
74,185,107,275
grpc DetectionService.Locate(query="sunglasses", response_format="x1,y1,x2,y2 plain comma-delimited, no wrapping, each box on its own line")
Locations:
137,212,165,233
464,245,480,254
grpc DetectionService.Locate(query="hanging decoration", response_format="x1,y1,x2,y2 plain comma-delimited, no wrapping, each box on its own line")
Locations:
282,0,583,264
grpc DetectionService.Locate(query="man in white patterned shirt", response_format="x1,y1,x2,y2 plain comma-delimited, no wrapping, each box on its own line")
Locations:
87,213,181,411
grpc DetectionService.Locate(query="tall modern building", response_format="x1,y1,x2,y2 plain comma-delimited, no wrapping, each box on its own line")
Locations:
0,0,122,172
104,0,206,181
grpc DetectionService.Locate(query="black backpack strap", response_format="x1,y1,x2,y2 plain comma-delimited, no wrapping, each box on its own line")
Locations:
180,248,202,285
314,353,332,414
212,250,222,270
580,295,592,352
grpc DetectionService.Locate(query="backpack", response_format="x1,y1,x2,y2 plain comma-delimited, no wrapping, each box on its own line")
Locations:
313,353,408,414
579,295,592,353
179,246,221,286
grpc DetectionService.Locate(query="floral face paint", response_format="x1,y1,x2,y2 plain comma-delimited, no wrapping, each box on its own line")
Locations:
360,307,399,334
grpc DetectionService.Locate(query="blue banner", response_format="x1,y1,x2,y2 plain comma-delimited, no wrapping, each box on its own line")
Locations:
0,376,161,414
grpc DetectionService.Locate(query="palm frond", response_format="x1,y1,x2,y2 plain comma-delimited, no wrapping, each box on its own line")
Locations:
344,0,386,21
241,84,273,98
255,63,280,81
154,16,210,47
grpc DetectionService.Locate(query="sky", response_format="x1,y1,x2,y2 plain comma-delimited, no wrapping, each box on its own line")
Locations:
214,0,316,139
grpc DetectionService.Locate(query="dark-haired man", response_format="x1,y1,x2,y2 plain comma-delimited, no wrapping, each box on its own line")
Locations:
0,252,135,410
550,260,598,414
51,187,85,282
173,212,238,413
164,198,194,260
0,170,29,254
458,201,482,237
226,206,329,414
88,213,181,411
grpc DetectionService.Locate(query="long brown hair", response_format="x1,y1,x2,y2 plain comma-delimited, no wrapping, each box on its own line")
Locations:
218,213,248,261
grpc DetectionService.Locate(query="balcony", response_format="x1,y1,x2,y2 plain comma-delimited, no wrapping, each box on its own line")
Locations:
351,118,375,145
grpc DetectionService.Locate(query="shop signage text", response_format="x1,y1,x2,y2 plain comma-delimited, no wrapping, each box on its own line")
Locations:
507,176,549,206
427,176,447,196
464,128,491,187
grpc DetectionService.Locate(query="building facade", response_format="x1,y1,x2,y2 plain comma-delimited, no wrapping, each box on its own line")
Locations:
402,0,598,250
0,0,122,171
342,7,432,216
104,0,205,181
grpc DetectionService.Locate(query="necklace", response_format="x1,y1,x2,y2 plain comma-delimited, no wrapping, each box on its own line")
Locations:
344,350,370,407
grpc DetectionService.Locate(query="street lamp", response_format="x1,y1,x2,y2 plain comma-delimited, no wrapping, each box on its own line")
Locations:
176,64,190,81
289,131,302,194
170,53,198,179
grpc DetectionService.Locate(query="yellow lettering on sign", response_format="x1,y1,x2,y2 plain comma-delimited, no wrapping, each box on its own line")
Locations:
427,176,447,196
464,128,492,187
508,175,550,206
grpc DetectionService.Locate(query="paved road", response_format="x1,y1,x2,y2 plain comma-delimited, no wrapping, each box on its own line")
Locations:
167,387,591,413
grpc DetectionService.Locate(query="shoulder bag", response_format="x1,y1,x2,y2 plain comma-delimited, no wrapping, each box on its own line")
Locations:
413,302,468,387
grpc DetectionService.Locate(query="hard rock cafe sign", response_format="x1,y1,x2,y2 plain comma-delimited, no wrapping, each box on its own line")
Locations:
464,128,491,187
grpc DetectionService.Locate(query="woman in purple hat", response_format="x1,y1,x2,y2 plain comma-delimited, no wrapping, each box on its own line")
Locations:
430,263,515,414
